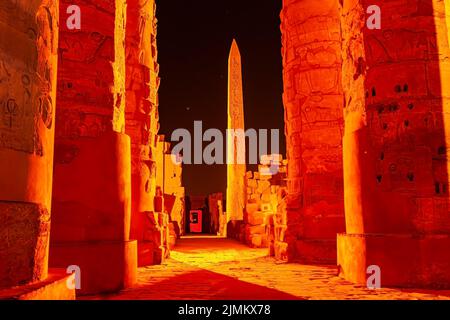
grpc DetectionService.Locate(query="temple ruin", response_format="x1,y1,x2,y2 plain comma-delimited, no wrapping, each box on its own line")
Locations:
1,0,450,300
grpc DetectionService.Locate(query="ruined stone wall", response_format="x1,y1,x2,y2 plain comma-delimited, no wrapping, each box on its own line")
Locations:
208,193,225,235
164,152,185,239
140,135,187,262
242,156,288,255
135,135,171,265
281,0,345,263
0,0,59,288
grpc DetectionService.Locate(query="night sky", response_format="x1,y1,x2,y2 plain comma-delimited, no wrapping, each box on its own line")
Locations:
157,0,285,196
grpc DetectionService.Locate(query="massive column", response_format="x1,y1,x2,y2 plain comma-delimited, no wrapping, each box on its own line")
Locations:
226,39,246,223
50,0,137,295
280,0,345,263
125,0,161,266
0,0,59,289
338,0,450,288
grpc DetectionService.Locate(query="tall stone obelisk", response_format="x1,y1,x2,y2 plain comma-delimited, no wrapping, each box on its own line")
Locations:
226,39,246,223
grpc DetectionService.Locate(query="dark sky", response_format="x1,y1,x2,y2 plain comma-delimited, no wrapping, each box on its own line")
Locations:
157,0,285,196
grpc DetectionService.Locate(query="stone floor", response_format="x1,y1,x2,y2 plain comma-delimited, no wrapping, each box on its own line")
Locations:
83,235,450,300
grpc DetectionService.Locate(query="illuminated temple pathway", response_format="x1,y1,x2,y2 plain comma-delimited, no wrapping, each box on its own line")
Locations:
84,236,450,300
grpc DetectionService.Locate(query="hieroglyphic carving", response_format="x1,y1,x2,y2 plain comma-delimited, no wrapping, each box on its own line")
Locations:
280,0,345,262
56,0,127,142
0,0,58,156
0,0,59,289
125,1,163,261
230,56,244,121
226,39,246,221
340,0,450,234
125,0,159,165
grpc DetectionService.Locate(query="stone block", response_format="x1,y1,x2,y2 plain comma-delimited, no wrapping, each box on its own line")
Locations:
0,269,75,300
248,211,265,226
338,233,450,289
50,240,137,295
250,235,262,248
294,239,337,265
248,225,266,235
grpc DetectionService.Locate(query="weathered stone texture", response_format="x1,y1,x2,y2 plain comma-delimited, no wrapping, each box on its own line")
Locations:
0,0,59,288
281,0,345,263
338,0,450,288
164,152,185,238
125,0,162,266
56,0,127,138
0,203,50,288
241,155,288,254
208,193,225,235
226,40,246,222
50,0,137,294
136,135,183,266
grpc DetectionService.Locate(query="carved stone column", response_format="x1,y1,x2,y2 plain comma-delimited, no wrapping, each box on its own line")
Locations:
50,0,137,295
125,0,162,266
338,0,450,288
281,0,345,263
0,0,59,289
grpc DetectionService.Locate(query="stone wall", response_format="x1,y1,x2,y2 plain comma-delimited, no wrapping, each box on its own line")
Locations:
208,193,226,236
164,147,185,246
241,156,288,260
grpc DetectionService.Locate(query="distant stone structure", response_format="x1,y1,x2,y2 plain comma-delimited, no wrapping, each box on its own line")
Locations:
159,135,186,248
226,39,246,223
208,193,226,236
238,156,289,258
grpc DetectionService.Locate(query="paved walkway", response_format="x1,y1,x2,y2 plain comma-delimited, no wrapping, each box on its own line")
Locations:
84,235,450,300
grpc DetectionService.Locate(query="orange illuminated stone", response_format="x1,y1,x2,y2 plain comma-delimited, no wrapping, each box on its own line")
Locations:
280,0,345,263
0,0,59,289
338,0,450,288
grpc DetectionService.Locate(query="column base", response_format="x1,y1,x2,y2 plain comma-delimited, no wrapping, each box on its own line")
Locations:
0,269,75,300
294,238,337,264
50,240,137,295
337,233,450,289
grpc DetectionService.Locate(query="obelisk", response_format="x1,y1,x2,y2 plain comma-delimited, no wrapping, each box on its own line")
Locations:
226,39,246,223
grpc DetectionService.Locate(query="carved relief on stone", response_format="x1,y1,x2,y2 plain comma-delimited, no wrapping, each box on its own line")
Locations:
0,0,58,156
125,0,159,162
55,109,109,140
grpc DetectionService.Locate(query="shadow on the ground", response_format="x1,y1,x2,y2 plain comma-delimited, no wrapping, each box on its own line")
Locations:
91,268,303,300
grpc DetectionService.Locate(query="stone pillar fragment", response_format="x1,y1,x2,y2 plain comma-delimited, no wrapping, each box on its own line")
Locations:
125,0,161,266
281,0,345,263
50,0,137,295
0,0,59,289
338,0,450,288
